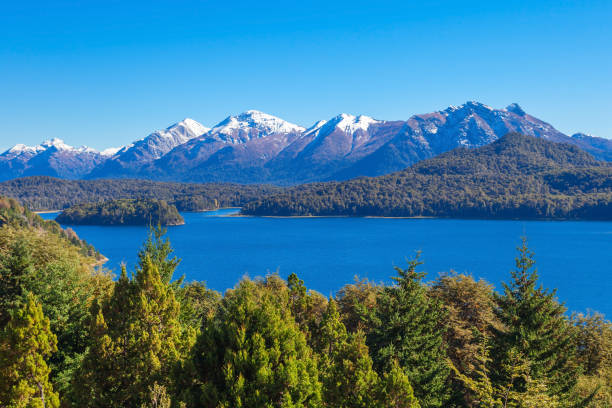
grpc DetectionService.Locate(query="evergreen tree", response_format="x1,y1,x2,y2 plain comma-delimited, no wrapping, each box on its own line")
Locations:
367,255,450,408
0,293,60,408
138,225,180,284
492,239,579,401
190,278,322,408
72,257,190,407
287,273,328,343
0,239,33,327
315,300,380,408
376,360,421,408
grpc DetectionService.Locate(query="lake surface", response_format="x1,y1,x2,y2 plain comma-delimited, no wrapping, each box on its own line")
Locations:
40,210,612,317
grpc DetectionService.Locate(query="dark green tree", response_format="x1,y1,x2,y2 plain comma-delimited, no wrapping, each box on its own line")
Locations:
367,255,450,408
492,239,579,402
0,239,33,327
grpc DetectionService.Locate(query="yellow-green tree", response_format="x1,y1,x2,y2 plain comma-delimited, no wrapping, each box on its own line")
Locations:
190,278,322,408
72,257,192,407
0,293,60,408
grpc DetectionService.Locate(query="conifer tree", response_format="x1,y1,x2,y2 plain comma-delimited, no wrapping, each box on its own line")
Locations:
138,225,180,284
376,361,421,408
190,278,322,408
0,239,34,327
72,257,190,407
492,239,579,401
0,293,60,408
367,255,449,408
314,300,380,408
287,272,328,343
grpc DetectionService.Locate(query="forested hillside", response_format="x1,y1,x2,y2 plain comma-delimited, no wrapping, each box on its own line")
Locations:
242,133,612,219
0,177,282,212
1,214,610,407
56,199,185,226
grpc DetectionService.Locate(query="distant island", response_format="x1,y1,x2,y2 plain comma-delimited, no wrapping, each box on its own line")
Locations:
242,133,612,220
56,198,185,226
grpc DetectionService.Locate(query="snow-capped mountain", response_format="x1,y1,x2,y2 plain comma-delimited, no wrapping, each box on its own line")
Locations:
0,138,108,181
208,110,304,144
2,102,610,184
86,118,209,179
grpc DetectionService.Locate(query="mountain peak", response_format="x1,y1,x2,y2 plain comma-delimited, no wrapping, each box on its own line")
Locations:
41,138,71,150
330,113,380,133
166,118,209,138
506,103,526,116
211,110,304,142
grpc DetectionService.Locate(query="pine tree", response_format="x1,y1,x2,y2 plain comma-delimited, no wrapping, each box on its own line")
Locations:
0,293,60,408
190,278,322,408
72,257,190,407
367,255,450,408
492,239,579,401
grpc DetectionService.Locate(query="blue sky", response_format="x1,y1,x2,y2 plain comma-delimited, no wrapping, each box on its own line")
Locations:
1,0,610,151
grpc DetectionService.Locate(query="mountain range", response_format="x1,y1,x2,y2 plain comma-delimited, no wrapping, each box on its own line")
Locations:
2,102,611,184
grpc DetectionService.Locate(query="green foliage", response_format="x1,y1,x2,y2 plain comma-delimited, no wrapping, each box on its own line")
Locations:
242,134,612,219
1,194,610,407
0,198,112,397
376,361,421,408
0,176,282,212
138,225,181,283
190,278,322,408
0,293,60,408
431,273,501,407
491,239,579,404
176,281,221,329
287,272,328,344
315,300,381,407
71,258,192,407
56,199,184,226
335,278,381,334
367,255,450,408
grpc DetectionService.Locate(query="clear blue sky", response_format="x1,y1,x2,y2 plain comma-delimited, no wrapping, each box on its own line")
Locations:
1,0,610,151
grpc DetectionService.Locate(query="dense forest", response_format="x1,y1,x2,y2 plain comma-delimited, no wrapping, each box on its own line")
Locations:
0,195,610,407
0,177,282,212
242,134,612,219
56,199,185,226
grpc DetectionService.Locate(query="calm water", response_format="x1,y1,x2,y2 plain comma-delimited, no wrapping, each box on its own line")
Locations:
40,210,612,317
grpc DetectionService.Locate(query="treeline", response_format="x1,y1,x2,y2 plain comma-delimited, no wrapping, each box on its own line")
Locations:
0,176,283,212
242,134,612,219
56,199,185,226
1,216,610,406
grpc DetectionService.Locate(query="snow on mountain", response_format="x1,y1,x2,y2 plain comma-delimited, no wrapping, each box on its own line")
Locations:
2,104,610,183
85,118,209,179
209,110,305,144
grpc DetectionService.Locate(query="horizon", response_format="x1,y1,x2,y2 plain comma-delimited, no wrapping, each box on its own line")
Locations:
1,1,611,152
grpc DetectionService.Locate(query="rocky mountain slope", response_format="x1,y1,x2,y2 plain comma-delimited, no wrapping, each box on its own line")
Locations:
2,102,610,184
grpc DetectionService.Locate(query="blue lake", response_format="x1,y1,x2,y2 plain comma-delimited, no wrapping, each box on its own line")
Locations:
40,210,612,317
